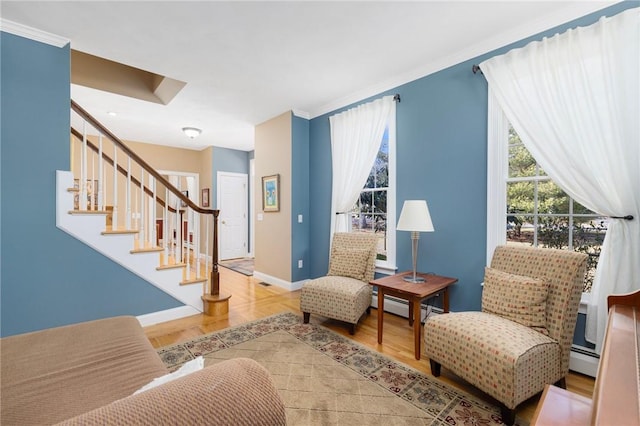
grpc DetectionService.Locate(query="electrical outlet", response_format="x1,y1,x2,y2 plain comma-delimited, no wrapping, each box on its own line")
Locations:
298,260,303,268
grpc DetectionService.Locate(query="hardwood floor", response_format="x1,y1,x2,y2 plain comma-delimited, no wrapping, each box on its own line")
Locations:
144,267,595,423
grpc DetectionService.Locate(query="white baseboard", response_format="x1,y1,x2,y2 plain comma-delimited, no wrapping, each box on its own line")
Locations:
371,292,443,321
136,305,200,327
253,271,308,291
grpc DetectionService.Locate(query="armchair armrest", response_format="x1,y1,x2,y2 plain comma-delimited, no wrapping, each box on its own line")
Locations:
57,358,286,426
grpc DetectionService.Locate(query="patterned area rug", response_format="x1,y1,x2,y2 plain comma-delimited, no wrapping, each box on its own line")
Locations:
158,312,526,425
218,257,254,276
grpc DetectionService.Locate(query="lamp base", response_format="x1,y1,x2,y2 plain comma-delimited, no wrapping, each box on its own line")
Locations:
403,275,425,283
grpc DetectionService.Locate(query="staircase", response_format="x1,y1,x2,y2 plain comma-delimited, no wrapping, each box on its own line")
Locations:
56,100,228,317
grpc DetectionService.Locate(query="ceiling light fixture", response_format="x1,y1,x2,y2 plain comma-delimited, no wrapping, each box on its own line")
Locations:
107,111,117,116
182,127,202,139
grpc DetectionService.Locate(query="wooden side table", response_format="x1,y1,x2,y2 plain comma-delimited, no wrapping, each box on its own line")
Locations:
370,271,457,360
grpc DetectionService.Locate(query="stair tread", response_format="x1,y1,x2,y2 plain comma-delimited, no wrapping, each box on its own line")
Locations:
180,277,207,286
68,210,109,215
156,263,187,271
102,229,139,235
130,247,164,254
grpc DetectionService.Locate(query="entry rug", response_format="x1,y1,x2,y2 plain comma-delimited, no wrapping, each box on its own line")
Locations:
158,312,526,425
219,257,254,276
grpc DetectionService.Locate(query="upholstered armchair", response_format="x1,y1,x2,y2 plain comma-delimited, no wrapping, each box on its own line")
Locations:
300,232,378,334
424,245,588,425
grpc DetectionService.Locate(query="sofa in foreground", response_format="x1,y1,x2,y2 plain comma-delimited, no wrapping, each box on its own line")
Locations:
1,316,286,425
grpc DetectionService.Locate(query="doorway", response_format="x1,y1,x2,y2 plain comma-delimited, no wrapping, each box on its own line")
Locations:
217,171,248,260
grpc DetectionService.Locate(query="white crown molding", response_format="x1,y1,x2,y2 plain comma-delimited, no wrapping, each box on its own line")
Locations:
292,109,310,120
308,1,619,119
0,19,69,47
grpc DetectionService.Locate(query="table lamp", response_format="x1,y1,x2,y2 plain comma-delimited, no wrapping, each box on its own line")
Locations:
397,200,434,283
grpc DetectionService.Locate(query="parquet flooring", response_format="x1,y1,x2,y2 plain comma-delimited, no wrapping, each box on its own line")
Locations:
144,266,595,423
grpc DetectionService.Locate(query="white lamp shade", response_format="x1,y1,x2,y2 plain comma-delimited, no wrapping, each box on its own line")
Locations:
397,200,434,232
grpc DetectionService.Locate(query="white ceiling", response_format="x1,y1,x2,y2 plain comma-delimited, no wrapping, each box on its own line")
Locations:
1,1,617,151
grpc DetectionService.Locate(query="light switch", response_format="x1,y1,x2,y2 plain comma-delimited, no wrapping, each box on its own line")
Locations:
257,213,264,221
298,214,303,223
298,260,303,268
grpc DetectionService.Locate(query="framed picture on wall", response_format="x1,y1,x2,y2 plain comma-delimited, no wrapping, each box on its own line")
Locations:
262,174,280,212
201,188,210,207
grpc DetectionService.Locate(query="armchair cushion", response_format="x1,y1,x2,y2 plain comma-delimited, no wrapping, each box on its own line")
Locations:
424,312,561,409
482,267,549,334
328,247,370,281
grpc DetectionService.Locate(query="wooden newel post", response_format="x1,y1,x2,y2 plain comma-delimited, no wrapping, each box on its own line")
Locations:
210,210,220,296
202,209,230,316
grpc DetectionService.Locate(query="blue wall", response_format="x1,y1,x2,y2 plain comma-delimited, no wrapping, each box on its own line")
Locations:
309,2,636,312
0,33,182,337
291,114,310,282
211,146,250,208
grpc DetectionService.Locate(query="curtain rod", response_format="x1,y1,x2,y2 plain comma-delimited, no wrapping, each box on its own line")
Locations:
611,215,634,220
393,94,401,102
472,64,483,75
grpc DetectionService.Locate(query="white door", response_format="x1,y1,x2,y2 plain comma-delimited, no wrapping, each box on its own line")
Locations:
217,172,248,260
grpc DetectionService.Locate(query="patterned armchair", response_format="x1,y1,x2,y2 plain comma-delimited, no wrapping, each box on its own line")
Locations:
300,232,378,334
424,245,588,425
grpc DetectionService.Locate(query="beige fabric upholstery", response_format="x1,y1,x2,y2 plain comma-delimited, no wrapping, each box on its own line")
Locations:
300,232,378,329
58,358,286,426
1,316,286,426
1,316,167,425
482,267,549,331
424,245,587,411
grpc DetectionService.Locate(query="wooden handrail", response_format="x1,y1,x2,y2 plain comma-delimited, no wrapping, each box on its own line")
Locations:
71,101,215,215
71,100,220,297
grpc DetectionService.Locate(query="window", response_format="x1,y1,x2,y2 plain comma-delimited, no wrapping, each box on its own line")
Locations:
506,127,606,292
487,93,606,293
351,125,396,272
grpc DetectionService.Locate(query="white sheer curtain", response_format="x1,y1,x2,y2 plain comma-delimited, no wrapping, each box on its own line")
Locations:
329,95,394,238
480,8,639,352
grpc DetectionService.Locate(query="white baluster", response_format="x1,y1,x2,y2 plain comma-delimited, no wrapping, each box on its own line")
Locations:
98,134,103,211
149,175,156,247
126,156,131,230
205,216,210,287
134,187,138,237
186,207,191,280
164,188,169,261
90,150,95,211
112,145,118,226
139,169,145,246
81,121,87,210
195,212,200,278
176,186,182,264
